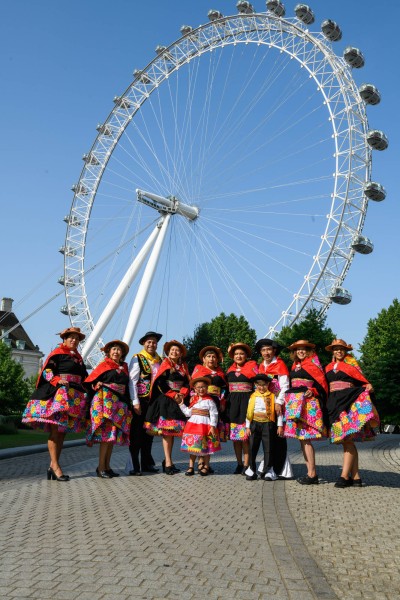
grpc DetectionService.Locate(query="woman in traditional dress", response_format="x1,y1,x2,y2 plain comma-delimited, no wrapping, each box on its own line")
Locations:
85,340,132,478
144,340,190,475
191,346,227,473
284,340,328,485
22,327,88,482
325,339,380,488
226,343,258,474
178,376,221,476
256,338,293,479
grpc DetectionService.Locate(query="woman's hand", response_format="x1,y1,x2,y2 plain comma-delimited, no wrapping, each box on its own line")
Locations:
93,382,102,391
304,389,312,398
175,393,184,404
246,427,251,437
277,426,284,437
365,383,374,392
59,379,69,388
209,426,217,437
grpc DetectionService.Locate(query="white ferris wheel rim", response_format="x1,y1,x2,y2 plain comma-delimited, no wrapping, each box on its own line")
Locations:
63,10,371,367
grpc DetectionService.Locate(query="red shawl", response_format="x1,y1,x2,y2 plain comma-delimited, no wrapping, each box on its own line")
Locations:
189,393,213,409
259,357,289,377
36,344,85,388
191,364,227,383
325,360,369,385
292,355,328,394
227,360,259,379
151,357,190,399
85,357,128,383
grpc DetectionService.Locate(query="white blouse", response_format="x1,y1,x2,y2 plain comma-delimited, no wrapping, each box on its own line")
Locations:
179,397,219,427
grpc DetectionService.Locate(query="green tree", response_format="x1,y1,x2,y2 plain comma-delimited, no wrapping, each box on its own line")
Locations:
183,312,257,371
0,342,31,415
359,299,400,423
274,308,336,367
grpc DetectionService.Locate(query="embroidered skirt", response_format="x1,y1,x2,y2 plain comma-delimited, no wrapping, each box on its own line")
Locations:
144,394,186,437
329,389,379,443
22,386,88,433
230,422,250,442
86,388,132,445
284,391,326,440
181,422,221,455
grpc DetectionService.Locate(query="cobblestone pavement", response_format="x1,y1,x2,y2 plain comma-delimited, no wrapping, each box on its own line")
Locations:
0,435,399,600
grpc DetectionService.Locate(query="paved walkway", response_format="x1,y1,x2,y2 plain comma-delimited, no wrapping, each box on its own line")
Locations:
0,435,399,600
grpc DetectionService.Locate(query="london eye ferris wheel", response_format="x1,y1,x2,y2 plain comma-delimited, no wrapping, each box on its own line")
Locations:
59,1,388,367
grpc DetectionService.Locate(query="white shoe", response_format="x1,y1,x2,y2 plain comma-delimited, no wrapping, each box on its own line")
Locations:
264,467,278,481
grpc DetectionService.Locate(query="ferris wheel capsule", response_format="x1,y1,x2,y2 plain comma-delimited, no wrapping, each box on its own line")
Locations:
180,25,193,36
344,46,365,69
351,235,374,255
321,19,342,42
266,1,286,17
294,4,315,25
237,1,255,14
366,130,389,151
330,286,352,305
364,181,386,201
208,10,223,21
359,83,381,105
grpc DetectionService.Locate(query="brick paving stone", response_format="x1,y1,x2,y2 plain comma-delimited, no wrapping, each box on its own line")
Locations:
1,436,399,599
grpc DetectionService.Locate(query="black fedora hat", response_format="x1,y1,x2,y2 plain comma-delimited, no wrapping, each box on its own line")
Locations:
255,338,283,356
138,331,162,346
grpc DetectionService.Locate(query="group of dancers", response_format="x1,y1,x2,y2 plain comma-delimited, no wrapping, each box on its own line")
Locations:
22,327,380,487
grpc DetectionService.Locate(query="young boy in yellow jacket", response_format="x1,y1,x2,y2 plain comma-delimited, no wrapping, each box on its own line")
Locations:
245,373,283,481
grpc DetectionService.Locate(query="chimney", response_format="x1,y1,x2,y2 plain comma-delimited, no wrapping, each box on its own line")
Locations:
1,298,13,312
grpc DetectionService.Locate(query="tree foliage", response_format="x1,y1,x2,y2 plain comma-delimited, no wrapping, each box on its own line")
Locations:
183,312,257,371
273,309,336,367
0,342,31,415
359,299,400,423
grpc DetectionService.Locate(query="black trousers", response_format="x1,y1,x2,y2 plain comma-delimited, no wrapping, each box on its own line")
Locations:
249,421,275,473
129,408,155,470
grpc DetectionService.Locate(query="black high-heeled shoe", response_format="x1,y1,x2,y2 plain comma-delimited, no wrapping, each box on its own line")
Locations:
48,467,69,482
162,459,166,473
96,467,112,479
165,465,175,475
171,464,180,473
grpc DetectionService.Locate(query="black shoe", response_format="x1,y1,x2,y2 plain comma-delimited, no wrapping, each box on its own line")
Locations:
129,469,142,476
233,464,243,475
297,474,319,485
165,466,175,475
171,464,180,473
246,473,258,481
141,465,159,473
241,466,248,476
106,469,120,477
96,468,112,479
334,476,352,488
351,477,362,487
185,467,195,476
208,466,215,474
48,467,69,482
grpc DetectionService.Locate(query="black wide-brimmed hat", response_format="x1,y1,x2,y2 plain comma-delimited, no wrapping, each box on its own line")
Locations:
138,331,162,346
255,338,283,356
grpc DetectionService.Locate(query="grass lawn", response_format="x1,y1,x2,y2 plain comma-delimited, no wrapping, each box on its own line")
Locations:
0,429,85,450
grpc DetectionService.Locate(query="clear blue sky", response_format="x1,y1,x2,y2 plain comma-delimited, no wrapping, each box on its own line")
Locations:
1,0,398,358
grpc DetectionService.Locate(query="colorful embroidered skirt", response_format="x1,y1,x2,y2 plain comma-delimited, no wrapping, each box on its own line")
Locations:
144,416,186,437
230,422,250,442
329,389,379,443
284,391,326,440
22,386,87,433
86,388,132,445
181,422,221,455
